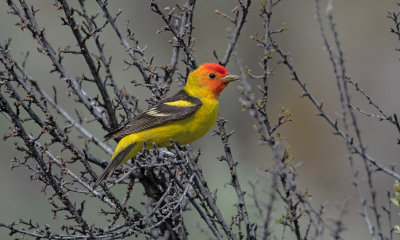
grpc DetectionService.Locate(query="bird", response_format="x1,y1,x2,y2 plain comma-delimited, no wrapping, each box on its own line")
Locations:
93,63,240,188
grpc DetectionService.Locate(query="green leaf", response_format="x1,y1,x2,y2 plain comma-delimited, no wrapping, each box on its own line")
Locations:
391,197,399,207
394,225,400,234
282,21,288,31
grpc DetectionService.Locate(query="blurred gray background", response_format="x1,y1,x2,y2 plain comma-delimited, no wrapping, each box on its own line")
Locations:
1,0,399,239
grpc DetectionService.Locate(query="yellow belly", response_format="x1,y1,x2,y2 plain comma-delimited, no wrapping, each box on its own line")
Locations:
112,97,219,163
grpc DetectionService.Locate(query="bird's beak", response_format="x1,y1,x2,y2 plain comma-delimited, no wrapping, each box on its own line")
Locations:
222,74,240,83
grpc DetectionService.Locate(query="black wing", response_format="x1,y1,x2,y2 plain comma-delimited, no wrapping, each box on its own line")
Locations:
104,89,202,140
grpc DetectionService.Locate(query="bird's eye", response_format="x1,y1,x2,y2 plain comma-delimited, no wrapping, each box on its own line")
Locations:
209,73,216,79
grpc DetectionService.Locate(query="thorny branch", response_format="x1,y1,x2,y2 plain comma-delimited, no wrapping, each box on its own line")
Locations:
1,0,399,240
218,0,251,66
215,118,255,239
1,0,252,239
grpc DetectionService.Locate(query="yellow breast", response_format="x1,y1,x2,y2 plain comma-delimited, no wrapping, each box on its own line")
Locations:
113,97,219,162
140,97,219,146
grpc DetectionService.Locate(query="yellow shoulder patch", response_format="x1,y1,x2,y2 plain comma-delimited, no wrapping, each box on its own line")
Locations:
164,100,196,107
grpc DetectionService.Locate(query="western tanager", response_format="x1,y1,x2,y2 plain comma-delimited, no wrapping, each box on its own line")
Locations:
94,63,239,188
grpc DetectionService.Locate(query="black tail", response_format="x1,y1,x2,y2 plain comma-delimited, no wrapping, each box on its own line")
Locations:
93,143,136,189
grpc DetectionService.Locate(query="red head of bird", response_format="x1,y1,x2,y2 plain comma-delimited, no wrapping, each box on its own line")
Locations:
184,63,240,99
